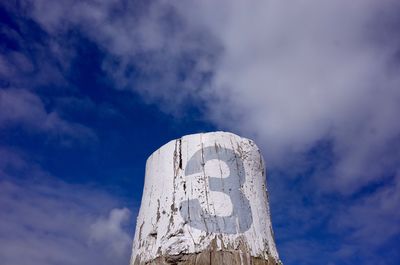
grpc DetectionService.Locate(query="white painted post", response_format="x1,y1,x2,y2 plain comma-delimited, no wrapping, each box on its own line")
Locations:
130,132,282,265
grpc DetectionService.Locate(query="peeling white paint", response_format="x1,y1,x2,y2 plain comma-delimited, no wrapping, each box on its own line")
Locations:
130,132,280,264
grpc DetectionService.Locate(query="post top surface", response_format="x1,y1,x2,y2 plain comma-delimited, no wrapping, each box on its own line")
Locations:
148,131,255,159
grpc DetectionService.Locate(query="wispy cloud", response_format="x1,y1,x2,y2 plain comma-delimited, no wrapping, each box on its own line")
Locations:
22,0,400,193
90,208,132,258
0,148,133,265
23,0,219,114
0,88,96,144
334,173,400,248
181,0,400,192
1,1,399,264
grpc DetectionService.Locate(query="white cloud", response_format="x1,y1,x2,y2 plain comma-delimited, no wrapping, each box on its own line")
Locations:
0,149,133,265
26,0,219,114
175,0,400,194
26,0,400,193
13,1,400,263
90,208,132,258
0,88,96,143
334,173,400,248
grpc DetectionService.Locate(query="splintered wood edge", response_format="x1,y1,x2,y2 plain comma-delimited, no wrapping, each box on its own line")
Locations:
133,250,282,265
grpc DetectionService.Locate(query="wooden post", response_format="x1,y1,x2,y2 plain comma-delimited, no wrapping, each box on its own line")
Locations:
130,132,282,265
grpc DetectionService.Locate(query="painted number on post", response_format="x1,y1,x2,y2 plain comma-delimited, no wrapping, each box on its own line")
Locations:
180,146,253,234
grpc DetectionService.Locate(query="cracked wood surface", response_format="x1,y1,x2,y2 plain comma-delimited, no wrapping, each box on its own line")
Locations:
130,132,281,265
133,251,281,265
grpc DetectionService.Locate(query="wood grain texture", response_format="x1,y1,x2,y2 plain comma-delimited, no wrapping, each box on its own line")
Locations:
133,251,281,265
130,132,282,265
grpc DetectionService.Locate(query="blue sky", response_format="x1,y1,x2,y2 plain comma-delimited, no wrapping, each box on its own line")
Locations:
1,1,400,265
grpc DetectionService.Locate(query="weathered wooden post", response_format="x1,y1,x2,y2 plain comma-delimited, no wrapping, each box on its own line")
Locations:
130,132,282,265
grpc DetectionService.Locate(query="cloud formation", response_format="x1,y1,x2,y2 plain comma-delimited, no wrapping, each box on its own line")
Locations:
90,208,132,258
2,1,400,264
0,148,132,265
334,172,400,248
23,0,400,192
23,0,219,113
0,89,96,143
178,0,400,193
